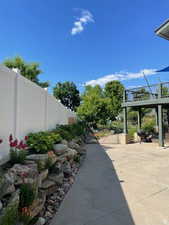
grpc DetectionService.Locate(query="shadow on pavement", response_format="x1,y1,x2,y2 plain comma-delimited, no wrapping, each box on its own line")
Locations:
50,143,135,225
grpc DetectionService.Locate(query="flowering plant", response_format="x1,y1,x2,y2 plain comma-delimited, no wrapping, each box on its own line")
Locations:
9,134,27,164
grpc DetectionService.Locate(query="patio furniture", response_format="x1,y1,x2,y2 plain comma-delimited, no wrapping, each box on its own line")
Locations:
137,131,152,144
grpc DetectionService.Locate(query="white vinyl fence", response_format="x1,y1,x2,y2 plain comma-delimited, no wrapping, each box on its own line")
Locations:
0,65,76,162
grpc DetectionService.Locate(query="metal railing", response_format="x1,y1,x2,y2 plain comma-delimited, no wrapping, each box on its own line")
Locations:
124,82,169,102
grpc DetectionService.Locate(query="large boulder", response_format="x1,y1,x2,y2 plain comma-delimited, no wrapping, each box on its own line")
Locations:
26,154,48,162
57,148,77,163
29,191,46,218
53,144,68,155
68,141,86,154
48,172,64,186
41,179,56,190
10,164,38,185
51,162,62,174
7,189,20,207
35,217,46,225
65,148,77,160
0,172,16,198
38,169,49,187
63,161,72,177
68,141,80,150
61,139,68,146
47,151,57,165
26,154,49,171
0,201,2,211
0,190,20,224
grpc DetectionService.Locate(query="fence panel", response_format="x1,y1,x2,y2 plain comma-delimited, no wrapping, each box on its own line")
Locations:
0,67,16,160
0,66,76,163
17,75,46,139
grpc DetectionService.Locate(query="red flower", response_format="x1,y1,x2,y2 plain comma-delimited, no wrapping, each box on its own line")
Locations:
18,140,24,149
10,139,18,148
22,143,27,149
10,142,14,147
0,139,3,144
9,134,13,143
24,136,28,141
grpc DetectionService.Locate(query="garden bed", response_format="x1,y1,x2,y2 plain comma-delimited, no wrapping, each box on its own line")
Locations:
0,122,88,225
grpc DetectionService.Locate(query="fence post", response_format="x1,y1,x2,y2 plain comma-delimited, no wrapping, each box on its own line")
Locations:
14,72,19,139
44,91,48,131
158,83,162,98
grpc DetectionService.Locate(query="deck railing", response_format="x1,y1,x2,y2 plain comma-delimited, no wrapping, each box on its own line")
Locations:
124,82,169,102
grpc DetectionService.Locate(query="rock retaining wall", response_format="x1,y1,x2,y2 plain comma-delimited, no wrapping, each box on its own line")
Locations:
0,138,86,225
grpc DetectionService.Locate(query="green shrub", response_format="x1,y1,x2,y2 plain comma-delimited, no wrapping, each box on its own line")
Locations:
27,132,62,154
110,120,123,134
45,157,53,170
54,128,73,141
27,122,86,153
55,121,87,141
10,149,27,165
94,129,111,139
0,204,18,225
142,118,156,133
19,213,32,225
19,183,36,208
37,160,45,172
128,127,137,138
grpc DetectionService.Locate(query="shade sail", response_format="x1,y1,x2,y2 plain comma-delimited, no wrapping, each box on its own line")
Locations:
156,66,169,72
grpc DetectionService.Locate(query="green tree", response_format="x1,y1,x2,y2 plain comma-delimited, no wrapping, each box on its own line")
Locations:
104,81,124,121
3,56,49,88
77,85,109,128
53,81,80,111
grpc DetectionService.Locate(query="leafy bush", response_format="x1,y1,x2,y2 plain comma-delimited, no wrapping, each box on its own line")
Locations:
142,118,156,133
19,183,36,208
54,121,87,141
128,127,137,138
54,128,73,141
45,156,53,170
110,120,123,134
37,160,45,172
0,204,18,225
94,129,111,139
26,122,86,153
10,149,27,165
27,132,62,154
19,213,32,225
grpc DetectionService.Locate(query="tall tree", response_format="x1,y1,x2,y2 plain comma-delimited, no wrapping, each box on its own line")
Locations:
53,81,80,111
104,81,124,121
3,56,49,88
77,85,109,127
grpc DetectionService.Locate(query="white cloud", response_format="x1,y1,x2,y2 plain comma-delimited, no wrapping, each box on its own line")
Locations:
85,69,156,86
71,10,94,35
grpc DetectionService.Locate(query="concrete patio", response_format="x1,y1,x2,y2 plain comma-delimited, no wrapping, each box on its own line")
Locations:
51,140,169,225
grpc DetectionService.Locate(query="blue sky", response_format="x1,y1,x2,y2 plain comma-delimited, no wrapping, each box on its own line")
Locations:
0,0,169,91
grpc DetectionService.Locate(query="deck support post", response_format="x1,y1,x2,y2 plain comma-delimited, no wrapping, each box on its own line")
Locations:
167,109,169,132
138,108,142,132
123,107,128,134
123,90,128,134
158,104,164,147
155,107,158,132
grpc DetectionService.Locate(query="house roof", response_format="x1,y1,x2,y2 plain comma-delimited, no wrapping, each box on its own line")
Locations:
155,19,169,41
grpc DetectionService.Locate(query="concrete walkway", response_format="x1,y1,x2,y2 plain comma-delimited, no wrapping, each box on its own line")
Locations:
51,141,169,225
